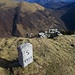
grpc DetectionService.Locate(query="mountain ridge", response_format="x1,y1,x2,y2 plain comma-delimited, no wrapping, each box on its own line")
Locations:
0,1,75,37
0,1,66,37
24,0,75,5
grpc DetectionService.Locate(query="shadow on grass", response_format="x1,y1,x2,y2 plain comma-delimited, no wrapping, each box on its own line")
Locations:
0,58,21,75
0,58,21,68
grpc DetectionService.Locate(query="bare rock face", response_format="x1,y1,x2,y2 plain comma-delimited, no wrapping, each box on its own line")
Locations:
0,1,67,37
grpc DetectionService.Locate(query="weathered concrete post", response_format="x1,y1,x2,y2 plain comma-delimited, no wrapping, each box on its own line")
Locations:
17,43,33,68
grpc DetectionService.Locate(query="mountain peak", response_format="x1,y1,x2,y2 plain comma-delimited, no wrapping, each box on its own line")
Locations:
20,2,45,12
0,1,45,12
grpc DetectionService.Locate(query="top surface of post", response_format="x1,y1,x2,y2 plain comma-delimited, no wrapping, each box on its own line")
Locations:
18,43,32,51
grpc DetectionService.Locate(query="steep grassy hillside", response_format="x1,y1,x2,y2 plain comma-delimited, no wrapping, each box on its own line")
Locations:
0,35,75,75
0,1,67,37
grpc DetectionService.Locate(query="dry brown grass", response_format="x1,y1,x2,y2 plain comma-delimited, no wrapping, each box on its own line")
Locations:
0,35,75,75
0,0,44,12
20,2,45,12
17,24,26,37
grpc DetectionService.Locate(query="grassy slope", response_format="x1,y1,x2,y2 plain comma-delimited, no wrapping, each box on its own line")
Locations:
0,35,75,75
0,0,44,12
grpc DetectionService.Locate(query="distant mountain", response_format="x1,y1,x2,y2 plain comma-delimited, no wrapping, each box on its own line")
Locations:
44,1,70,9
17,0,75,9
61,2,75,30
51,2,75,31
24,0,75,5
0,0,75,37
0,1,66,37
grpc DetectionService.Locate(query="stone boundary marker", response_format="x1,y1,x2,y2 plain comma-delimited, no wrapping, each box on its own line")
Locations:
17,43,33,68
